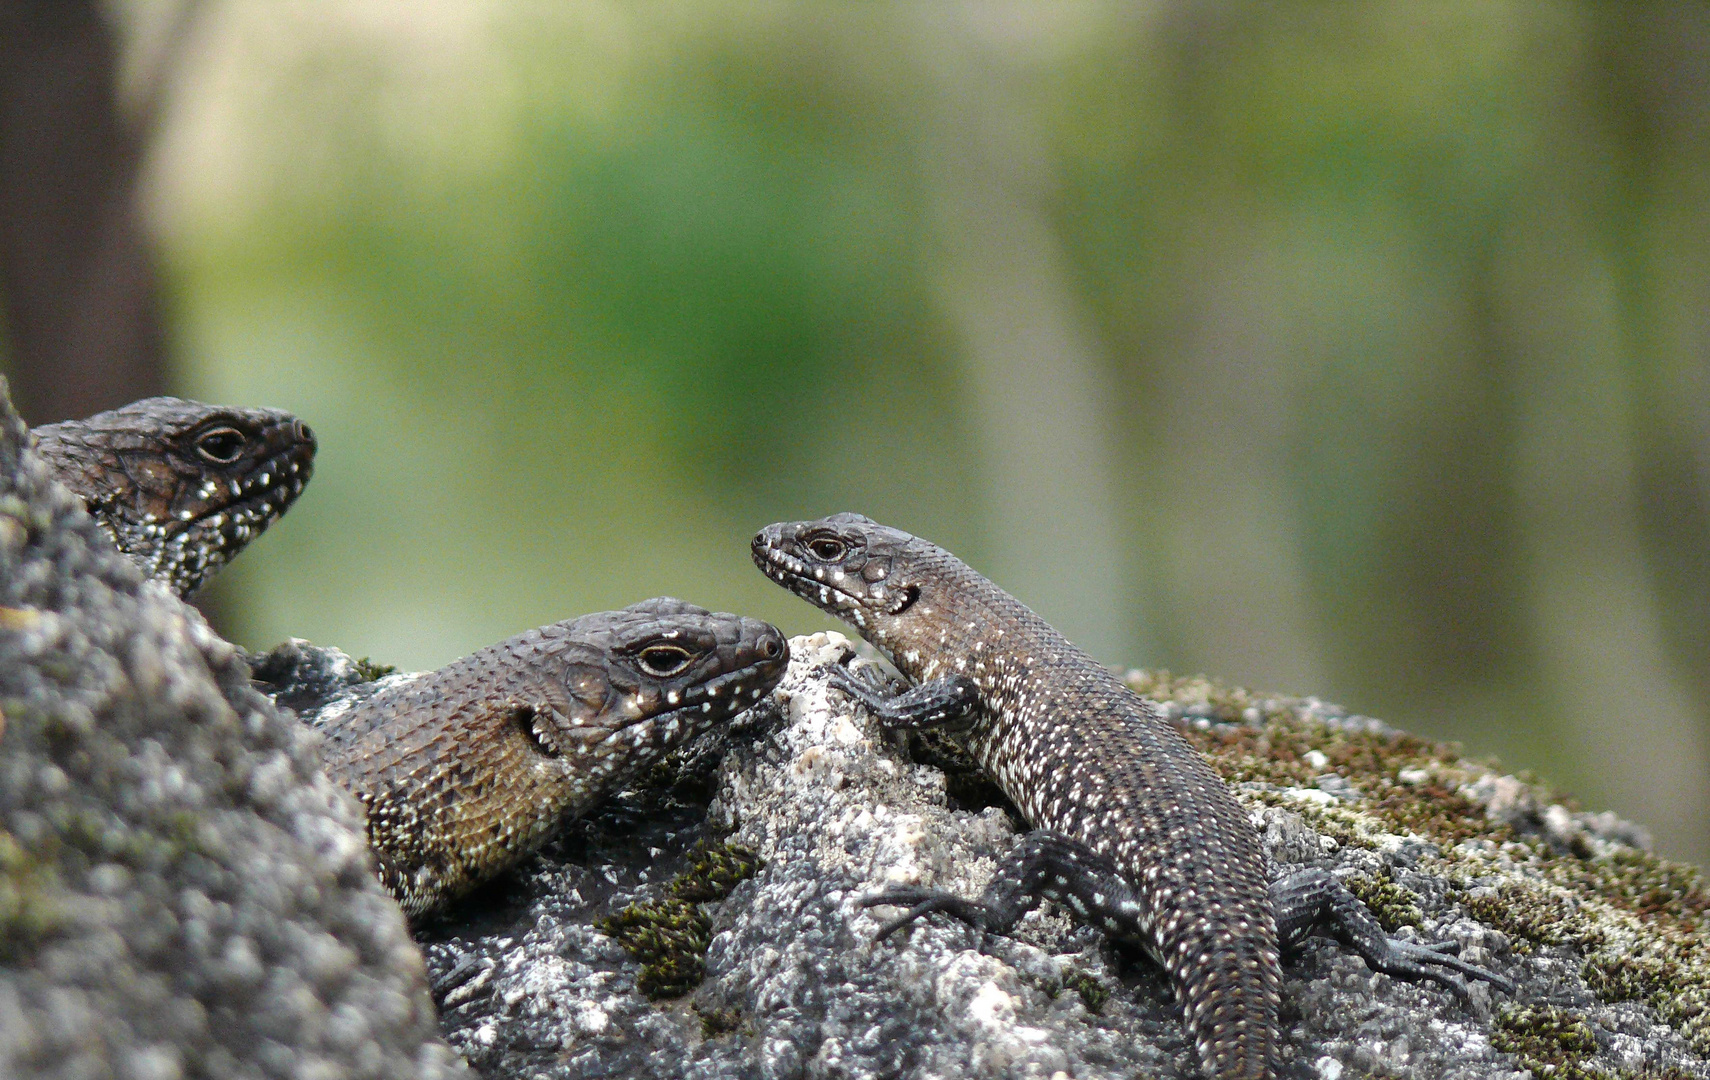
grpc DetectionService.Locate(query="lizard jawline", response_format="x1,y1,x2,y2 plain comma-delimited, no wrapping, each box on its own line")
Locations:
755,552,913,617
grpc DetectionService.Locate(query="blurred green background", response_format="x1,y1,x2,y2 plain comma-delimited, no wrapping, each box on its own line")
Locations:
71,2,1710,861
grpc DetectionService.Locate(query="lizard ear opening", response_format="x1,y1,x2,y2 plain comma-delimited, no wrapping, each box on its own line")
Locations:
511,704,563,759
887,584,920,615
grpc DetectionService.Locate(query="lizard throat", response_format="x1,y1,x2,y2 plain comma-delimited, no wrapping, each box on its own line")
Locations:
128,442,314,595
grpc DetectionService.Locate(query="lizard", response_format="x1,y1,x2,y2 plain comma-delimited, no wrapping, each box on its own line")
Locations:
310,598,789,918
752,513,1513,1080
31,395,316,598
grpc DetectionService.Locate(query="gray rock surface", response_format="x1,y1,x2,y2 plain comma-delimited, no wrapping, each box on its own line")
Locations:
0,389,464,1080
290,631,1710,1080
32,374,1707,1079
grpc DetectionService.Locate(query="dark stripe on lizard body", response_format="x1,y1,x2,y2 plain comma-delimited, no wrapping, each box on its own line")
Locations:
753,513,1510,1080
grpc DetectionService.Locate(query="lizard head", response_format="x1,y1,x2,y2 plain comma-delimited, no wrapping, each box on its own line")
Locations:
752,513,937,640
526,598,789,767
329,600,789,917
32,396,316,598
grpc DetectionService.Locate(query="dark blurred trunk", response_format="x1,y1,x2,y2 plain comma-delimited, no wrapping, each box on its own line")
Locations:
0,0,169,425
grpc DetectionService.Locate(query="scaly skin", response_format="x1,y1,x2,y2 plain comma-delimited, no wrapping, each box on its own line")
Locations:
32,396,316,597
316,598,788,918
754,513,1511,1080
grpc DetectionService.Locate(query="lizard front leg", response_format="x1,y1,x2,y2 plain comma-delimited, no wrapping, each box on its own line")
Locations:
824,664,981,730
860,830,1153,941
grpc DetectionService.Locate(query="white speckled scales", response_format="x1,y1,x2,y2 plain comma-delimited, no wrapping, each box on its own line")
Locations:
32,396,317,598
754,517,1281,1079
889,552,1281,1079
758,517,1519,1080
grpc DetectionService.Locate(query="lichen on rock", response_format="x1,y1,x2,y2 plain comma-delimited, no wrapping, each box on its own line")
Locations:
1135,668,1710,1079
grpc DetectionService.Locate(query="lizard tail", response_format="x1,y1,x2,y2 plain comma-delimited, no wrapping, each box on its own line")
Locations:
1173,921,1284,1079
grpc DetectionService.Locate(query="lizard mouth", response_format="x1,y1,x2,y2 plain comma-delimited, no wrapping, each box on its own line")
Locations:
193,442,313,529
668,657,783,724
751,533,920,618
141,436,314,541
548,654,787,766
623,650,791,747
750,540,872,615
140,441,316,594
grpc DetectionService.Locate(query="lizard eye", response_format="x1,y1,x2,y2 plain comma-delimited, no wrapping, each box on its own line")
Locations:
807,536,847,562
637,645,694,678
194,427,247,464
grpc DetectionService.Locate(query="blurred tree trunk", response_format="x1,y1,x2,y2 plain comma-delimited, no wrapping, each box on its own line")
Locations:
0,0,168,424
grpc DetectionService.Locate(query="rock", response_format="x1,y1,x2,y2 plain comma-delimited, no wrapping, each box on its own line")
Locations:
0,387,464,1080
22,392,1707,1080
280,633,1710,1079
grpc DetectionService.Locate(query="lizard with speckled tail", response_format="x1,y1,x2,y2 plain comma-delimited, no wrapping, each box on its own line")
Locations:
754,513,1512,1079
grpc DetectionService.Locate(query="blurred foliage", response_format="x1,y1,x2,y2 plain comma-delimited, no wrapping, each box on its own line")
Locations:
72,0,1710,860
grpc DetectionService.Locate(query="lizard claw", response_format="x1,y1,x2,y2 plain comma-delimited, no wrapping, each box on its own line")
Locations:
825,664,881,695
1363,936,1516,999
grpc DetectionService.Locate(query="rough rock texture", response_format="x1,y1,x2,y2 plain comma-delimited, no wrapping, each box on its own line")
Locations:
0,389,465,1079
290,631,1710,1080
24,390,1707,1080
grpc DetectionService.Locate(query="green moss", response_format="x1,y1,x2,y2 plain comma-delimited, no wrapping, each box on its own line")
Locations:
1460,883,1602,953
1125,669,1710,1060
353,657,396,682
60,807,111,854
1491,1005,1601,1078
1055,969,1109,1014
694,1001,743,1038
596,897,712,998
598,840,762,1000
1484,1008,1692,1080
1343,870,1423,933
1584,953,1676,1003
0,829,61,959
670,841,760,903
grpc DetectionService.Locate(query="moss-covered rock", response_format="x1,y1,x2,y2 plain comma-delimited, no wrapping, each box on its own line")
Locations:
596,840,762,1000
1133,667,1710,1071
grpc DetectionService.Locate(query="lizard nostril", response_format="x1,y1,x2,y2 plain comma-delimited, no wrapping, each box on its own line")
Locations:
760,637,783,660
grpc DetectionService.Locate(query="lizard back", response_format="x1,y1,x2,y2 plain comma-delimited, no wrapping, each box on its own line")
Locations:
756,515,1281,1079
